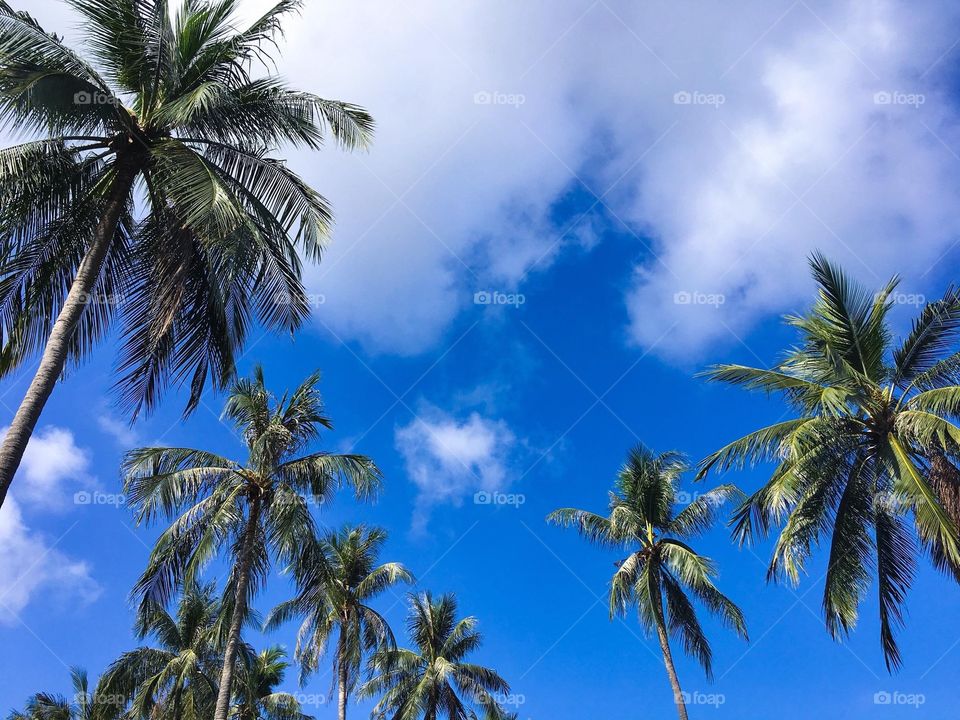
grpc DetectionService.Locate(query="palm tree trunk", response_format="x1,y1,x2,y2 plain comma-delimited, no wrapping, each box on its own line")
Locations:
337,656,349,720
0,151,142,511
213,493,262,720
653,575,688,720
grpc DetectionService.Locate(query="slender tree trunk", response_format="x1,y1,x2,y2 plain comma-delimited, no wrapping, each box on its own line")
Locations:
0,151,142,511
214,493,262,720
337,633,349,720
653,573,688,720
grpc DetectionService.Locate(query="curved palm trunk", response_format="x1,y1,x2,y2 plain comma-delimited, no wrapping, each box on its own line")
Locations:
0,153,142,511
214,494,263,720
653,574,688,720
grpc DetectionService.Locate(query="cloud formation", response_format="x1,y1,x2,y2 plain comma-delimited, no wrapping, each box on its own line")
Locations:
27,0,960,360
0,426,100,622
0,498,100,623
266,0,960,357
8,425,91,509
395,407,518,532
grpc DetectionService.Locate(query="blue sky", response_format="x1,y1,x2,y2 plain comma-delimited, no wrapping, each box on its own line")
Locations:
5,0,960,718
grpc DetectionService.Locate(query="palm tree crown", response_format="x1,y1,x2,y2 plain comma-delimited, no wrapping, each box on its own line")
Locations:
123,366,382,720
8,667,119,720
698,254,960,669
98,582,234,720
548,445,746,720
360,592,513,720
231,646,312,720
266,525,413,720
0,0,373,511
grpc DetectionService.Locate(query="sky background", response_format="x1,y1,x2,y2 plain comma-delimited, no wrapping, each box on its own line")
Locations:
3,0,960,717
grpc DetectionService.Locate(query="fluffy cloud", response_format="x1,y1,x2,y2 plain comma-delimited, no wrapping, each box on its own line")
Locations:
0,426,100,621
27,0,960,359
6,425,91,508
257,0,960,358
395,407,518,532
0,498,100,623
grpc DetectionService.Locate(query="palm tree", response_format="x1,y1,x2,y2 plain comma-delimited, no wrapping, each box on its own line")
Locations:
123,366,382,720
0,0,374,510
547,445,747,720
266,525,413,720
8,667,121,720
360,592,513,720
698,253,960,669
230,647,313,720
98,582,234,720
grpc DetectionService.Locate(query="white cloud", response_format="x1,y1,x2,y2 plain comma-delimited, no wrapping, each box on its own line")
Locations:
395,407,517,531
4,425,91,508
97,413,139,447
256,0,960,357
26,0,960,358
0,497,100,623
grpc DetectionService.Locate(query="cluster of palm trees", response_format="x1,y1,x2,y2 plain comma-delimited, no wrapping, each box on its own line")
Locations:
3,1,960,719
547,254,960,718
10,368,516,720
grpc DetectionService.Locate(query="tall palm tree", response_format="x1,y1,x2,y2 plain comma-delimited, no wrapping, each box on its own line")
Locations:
0,0,374,510
230,647,313,720
360,592,513,720
547,445,747,720
266,525,413,720
8,667,121,720
98,582,236,720
698,253,960,670
123,366,382,720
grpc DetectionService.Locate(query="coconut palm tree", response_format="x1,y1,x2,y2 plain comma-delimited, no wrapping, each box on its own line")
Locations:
698,253,960,670
230,646,313,720
123,366,382,720
8,667,122,720
97,582,236,720
360,592,513,720
266,525,413,720
0,0,374,511
547,445,747,720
